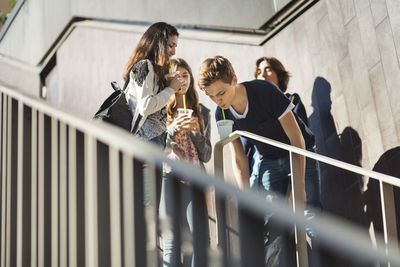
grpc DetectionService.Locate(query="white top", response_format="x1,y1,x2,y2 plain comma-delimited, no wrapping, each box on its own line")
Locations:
229,101,294,120
126,59,174,136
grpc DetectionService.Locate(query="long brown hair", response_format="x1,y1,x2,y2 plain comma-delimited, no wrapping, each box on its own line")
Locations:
123,22,179,81
166,58,205,134
255,57,291,92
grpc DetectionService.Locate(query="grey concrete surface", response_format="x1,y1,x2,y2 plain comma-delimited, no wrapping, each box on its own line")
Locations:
0,0,280,65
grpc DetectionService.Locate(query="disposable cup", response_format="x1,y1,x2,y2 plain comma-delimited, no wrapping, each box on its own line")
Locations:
216,120,234,140
177,108,193,118
164,70,180,80
177,108,193,129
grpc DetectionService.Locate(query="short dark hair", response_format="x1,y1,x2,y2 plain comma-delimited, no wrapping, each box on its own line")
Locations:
198,56,235,89
255,57,291,92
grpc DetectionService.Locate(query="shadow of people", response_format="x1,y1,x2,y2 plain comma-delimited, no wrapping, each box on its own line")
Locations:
339,127,367,226
365,146,400,246
309,77,372,266
308,77,344,216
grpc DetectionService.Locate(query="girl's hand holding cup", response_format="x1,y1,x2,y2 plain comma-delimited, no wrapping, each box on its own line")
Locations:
173,108,199,132
170,114,191,132
185,117,200,133
166,71,182,92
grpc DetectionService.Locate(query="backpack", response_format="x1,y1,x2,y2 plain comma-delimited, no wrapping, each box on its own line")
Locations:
93,75,167,147
93,79,133,131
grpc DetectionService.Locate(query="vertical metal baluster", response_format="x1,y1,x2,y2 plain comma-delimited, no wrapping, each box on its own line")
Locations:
96,142,111,265
289,151,308,267
145,162,158,267
192,187,208,266
51,117,59,267
238,205,264,266
37,111,44,267
76,131,86,265
214,142,229,267
21,105,32,267
0,93,2,267
5,96,12,267
85,135,98,267
7,98,18,266
68,126,77,266
0,95,1,247
379,180,399,266
122,154,134,266
109,147,122,267
59,122,68,267
16,100,23,267
30,108,37,267
0,94,7,267
133,159,146,267
170,174,182,267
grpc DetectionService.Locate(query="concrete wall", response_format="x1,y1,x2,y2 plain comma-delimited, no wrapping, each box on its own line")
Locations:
0,55,40,96
55,0,400,224
0,0,71,64
0,0,276,65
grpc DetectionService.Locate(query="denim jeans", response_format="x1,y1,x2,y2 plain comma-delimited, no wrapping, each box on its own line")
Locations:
249,147,322,245
250,147,322,208
159,172,209,267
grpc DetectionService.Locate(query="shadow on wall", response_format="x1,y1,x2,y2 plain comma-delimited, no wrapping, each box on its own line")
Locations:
308,77,377,266
365,146,400,243
308,77,365,223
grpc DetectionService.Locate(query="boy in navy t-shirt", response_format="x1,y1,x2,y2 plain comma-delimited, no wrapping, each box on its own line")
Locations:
198,56,308,255
198,56,306,195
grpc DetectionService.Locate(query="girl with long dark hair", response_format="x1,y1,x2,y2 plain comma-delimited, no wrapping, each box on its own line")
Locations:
124,22,182,141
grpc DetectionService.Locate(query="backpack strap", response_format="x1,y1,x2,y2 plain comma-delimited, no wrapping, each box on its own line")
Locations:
123,76,130,91
123,68,143,134
110,73,129,92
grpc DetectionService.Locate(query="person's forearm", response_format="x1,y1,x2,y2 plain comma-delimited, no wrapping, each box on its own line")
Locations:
230,141,250,189
232,157,249,189
291,135,306,203
280,111,307,203
139,87,174,117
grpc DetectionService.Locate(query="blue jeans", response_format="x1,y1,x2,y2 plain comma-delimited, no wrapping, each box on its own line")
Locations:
159,172,209,267
250,147,322,244
250,147,322,210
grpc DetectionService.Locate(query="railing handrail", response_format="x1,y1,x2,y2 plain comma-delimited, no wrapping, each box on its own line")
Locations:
2,84,400,266
216,130,400,187
214,128,400,266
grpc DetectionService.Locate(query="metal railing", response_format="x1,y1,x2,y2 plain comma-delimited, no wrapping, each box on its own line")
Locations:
0,83,400,267
214,130,400,266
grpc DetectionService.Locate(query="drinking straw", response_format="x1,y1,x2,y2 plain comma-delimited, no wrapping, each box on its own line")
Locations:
183,94,187,113
221,108,226,120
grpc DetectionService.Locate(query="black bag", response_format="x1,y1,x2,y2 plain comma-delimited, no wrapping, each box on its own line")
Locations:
93,80,132,131
94,72,167,148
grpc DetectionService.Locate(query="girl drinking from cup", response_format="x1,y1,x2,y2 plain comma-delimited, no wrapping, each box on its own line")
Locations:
159,58,211,266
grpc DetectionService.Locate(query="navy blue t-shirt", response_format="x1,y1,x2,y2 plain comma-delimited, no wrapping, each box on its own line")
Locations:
215,80,312,158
